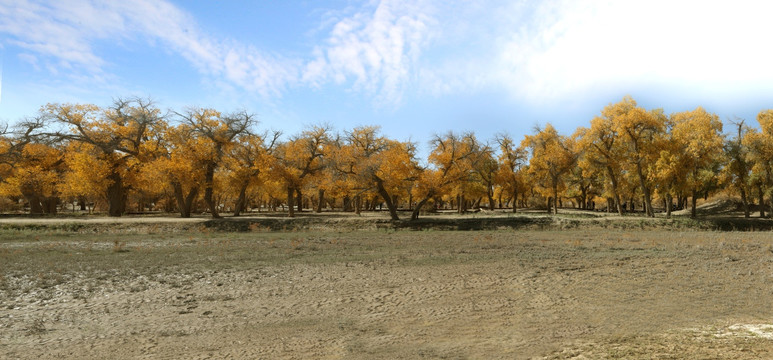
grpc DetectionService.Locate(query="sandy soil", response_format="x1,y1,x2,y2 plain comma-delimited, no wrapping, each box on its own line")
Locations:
2,228,773,359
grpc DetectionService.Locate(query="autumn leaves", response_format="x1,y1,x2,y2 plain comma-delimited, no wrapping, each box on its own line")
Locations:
0,96,771,219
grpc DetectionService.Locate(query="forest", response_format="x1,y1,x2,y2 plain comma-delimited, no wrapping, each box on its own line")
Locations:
1,95,771,221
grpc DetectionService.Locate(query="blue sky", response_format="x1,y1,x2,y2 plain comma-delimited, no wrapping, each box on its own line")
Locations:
1,0,773,155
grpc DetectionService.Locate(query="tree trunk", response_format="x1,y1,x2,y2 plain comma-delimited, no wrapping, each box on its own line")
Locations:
512,187,518,213
411,195,432,221
666,194,673,219
203,162,220,218
606,166,624,216
173,182,198,218
375,179,400,221
548,183,558,215
106,171,126,217
233,183,248,216
24,193,43,215
173,186,185,216
758,184,765,218
770,194,773,219
287,186,295,218
487,185,495,210
691,190,698,218
316,189,324,213
295,189,303,213
43,197,58,214
635,162,654,217
740,187,750,218
354,195,361,215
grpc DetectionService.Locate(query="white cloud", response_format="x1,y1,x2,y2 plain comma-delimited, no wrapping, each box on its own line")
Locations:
6,0,773,110
0,0,440,106
0,0,107,72
0,0,297,98
494,0,773,102
17,53,39,70
302,0,435,105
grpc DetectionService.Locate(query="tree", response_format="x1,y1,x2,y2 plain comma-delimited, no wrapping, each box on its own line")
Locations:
410,132,479,220
609,96,665,217
651,117,685,218
577,110,628,215
744,110,773,217
273,125,329,217
136,122,205,218
331,126,418,220
494,134,527,212
225,131,279,216
0,142,65,214
670,107,724,217
470,140,498,211
523,124,577,214
0,117,58,214
437,133,489,214
176,108,255,218
722,118,752,217
568,130,603,210
44,98,163,216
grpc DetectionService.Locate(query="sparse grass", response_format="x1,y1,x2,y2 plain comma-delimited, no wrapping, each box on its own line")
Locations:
1,217,773,359
112,239,128,253
2,227,770,299
25,317,46,336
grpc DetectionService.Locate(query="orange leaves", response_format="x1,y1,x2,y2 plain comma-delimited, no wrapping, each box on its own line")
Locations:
42,99,165,216
744,110,773,190
523,124,577,201
273,125,329,188
757,110,773,136
4,96,773,219
60,143,112,199
0,142,65,199
666,107,724,192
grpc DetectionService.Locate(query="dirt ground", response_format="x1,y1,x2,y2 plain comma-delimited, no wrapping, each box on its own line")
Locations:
2,225,773,359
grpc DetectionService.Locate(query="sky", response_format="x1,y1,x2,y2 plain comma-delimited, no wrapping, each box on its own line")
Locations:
1,0,773,155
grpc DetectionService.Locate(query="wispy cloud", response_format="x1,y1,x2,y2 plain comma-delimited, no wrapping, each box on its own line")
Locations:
302,0,436,105
0,0,440,105
0,0,298,98
12,0,767,111
0,1,108,73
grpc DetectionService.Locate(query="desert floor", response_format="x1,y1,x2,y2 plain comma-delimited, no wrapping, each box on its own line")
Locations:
2,219,773,359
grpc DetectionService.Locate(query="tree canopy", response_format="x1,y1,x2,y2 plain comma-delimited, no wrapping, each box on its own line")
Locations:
1,96,771,220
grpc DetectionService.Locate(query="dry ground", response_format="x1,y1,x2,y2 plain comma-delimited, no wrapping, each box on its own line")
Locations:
2,224,773,359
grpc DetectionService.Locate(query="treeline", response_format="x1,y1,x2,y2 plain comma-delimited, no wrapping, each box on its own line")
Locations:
1,96,772,220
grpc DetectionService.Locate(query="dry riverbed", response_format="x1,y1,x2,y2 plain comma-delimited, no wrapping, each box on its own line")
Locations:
2,226,773,359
